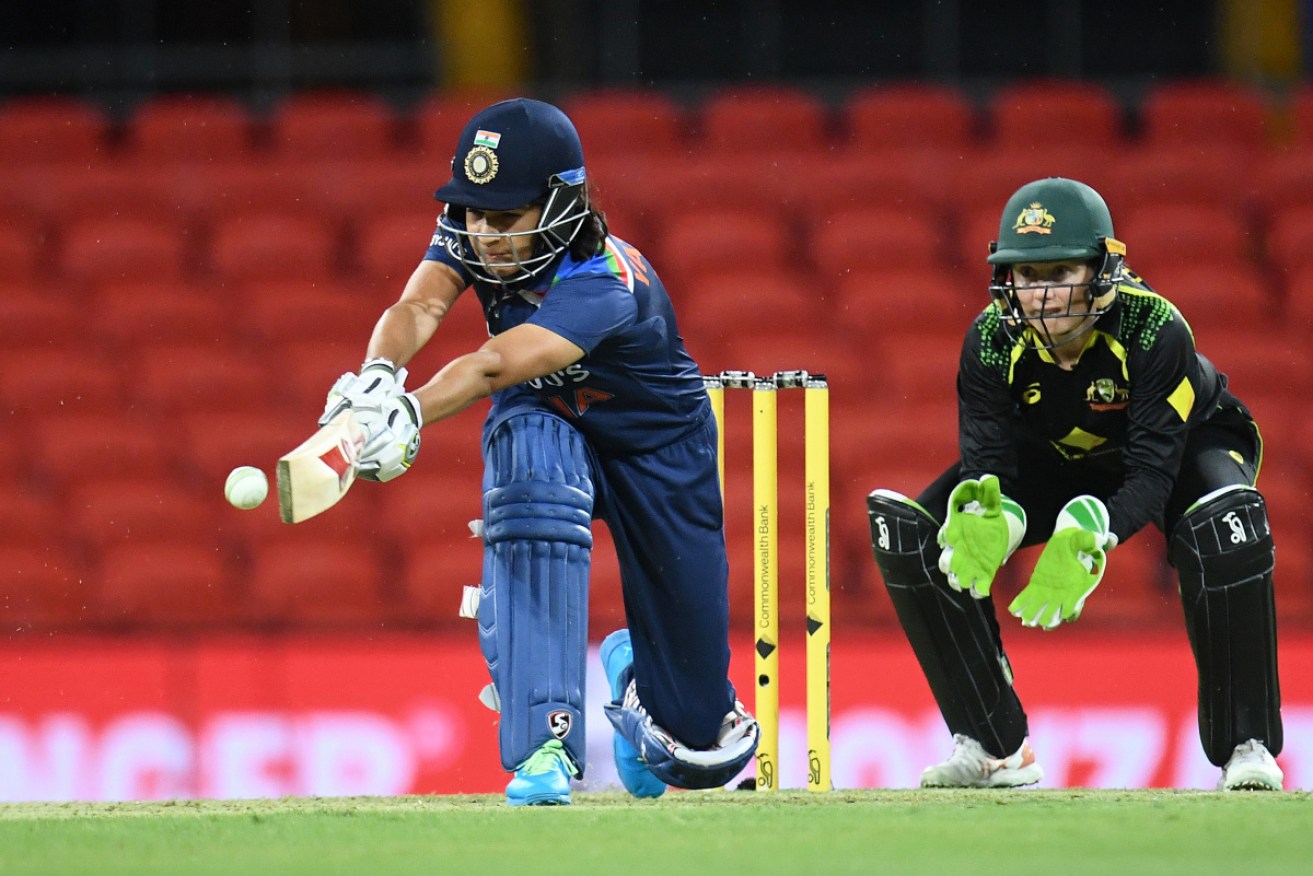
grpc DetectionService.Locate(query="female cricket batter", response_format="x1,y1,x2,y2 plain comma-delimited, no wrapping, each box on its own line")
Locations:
320,98,757,804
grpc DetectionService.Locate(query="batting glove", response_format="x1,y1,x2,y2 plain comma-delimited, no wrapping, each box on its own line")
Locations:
320,358,409,426
356,392,422,482
937,475,1026,598
1009,495,1117,630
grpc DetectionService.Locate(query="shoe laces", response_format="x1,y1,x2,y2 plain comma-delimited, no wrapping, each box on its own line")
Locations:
519,740,579,778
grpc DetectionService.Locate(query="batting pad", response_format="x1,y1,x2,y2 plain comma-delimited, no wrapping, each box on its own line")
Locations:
479,413,594,773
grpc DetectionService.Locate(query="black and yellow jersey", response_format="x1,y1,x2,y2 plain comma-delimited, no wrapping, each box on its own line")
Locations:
957,275,1238,541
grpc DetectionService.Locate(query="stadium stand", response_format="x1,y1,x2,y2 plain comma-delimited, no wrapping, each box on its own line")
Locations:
987,79,1124,147
1138,79,1270,151
843,83,977,151
562,87,686,159
123,94,255,164
0,95,110,165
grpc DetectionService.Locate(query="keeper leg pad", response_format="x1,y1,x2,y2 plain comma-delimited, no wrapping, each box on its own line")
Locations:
868,489,1028,756
1169,486,1282,765
478,413,595,773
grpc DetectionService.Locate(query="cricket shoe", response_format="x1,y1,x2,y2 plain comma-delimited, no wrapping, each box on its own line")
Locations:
600,629,667,798
920,734,1044,788
1218,739,1283,791
506,739,578,806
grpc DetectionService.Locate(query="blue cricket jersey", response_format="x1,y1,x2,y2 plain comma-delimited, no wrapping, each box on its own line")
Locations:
424,223,711,455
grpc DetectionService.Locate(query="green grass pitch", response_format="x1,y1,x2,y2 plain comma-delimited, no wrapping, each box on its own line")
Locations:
1,789,1309,876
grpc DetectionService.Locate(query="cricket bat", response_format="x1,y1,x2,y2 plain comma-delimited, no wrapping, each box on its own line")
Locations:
276,409,367,524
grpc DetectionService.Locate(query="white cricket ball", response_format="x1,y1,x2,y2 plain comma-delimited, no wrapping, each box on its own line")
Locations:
225,465,268,510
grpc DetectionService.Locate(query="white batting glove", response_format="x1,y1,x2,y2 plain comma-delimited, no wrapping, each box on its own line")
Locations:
356,392,423,482
319,358,410,426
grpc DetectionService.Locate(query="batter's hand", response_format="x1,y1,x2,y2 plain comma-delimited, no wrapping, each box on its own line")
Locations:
1009,495,1114,630
320,358,409,426
356,392,422,482
937,475,1024,598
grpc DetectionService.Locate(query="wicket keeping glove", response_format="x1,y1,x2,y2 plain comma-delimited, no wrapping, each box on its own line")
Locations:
320,358,409,426
1009,495,1117,630
937,474,1026,598
356,392,422,482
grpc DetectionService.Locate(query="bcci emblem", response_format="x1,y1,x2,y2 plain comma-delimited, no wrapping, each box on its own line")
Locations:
547,710,572,740
464,145,499,184
1013,201,1056,235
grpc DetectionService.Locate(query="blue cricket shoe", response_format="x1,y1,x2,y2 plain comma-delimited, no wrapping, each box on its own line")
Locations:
600,629,667,798
506,739,577,806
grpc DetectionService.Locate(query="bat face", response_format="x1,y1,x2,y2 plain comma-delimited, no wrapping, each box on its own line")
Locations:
276,410,366,524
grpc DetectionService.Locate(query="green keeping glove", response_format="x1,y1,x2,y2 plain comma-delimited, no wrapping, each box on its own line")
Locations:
1009,495,1116,630
937,474,1027,598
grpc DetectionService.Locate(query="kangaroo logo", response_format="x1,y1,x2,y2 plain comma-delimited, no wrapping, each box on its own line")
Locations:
1222,511,1247,545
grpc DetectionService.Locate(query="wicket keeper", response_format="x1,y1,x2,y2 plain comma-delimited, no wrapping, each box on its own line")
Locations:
868,177,1284,791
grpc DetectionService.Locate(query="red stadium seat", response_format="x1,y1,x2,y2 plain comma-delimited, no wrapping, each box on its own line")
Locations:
0,96,110,165
0,348,127,415
331,157,439,222
1252,148,1313,216
65,476,225,551
785,151,958,215
124,94,254,164
93,282,233,351
1139,263,1274,332
58,216,190,284
809,205,947,279
33,412,176,490
181,161,342,227
877,330,964,402
1280,271,1313,325
1195,329,1311,408
1139,80,1269,151
0,490,67,547
1107,145,1256,212
834,268,977,343
240,279,374,347
697,85,828,155
397,534,485,628
1265,205,1313,276
0,543,88,629
843,83,977,151
947,146,1115,221
679,269,830,350
355,211,440,282
94,540,240,628
209,212,341,283
132,342,275,414
246,534,390,627
267,90,398,161
0,294,83,353
1088,531,1176,625
655,208,793,289
0,216,47,281
562,88,686,159
1116,204,1252,278
179,410,313,487
410,87,518,161
988,80,1124,147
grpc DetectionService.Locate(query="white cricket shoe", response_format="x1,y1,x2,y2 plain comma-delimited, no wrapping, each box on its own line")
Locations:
1218,739,1283,791
920,734,1044,788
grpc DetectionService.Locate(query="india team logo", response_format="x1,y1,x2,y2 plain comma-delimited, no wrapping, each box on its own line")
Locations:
464,145,499,184
1012,201,1056,235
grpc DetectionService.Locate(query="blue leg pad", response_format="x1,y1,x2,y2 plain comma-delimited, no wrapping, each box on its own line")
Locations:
478,413,594,777
600,629,667,798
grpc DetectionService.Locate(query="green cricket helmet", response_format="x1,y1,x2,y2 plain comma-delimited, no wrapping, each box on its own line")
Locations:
986,177,1127,348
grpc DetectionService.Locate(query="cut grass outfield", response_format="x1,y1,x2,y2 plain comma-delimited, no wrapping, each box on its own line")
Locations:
1,789,1309,876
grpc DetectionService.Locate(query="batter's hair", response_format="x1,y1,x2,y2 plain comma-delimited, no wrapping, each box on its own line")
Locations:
568,208,609,261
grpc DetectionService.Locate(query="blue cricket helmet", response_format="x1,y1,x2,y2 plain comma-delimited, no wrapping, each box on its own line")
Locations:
434,98,592,285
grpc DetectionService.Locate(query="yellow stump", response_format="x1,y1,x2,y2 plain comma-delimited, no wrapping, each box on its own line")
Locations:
804,377,832,792
753,377,779,791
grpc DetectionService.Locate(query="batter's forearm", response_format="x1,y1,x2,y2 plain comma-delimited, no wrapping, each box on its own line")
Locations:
410,350,503,425
365,301,441,368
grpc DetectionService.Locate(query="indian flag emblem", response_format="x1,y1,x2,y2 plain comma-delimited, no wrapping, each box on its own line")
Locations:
474,130,502,149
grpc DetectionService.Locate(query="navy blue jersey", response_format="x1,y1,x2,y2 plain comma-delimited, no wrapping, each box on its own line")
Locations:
425,223,710,455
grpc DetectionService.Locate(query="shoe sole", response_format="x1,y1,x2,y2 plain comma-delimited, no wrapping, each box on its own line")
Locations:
508,794,571,806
